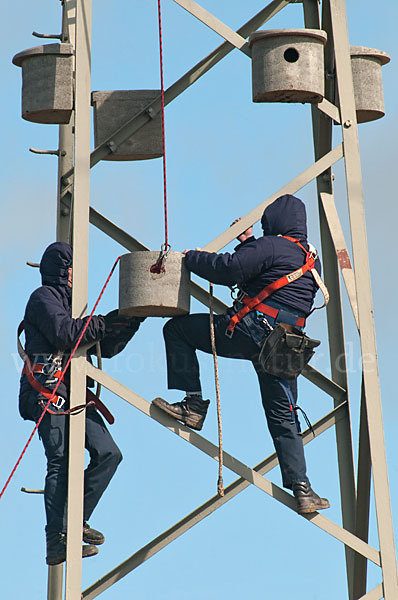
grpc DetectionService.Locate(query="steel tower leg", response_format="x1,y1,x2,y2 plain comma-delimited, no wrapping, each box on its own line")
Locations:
328,0,398,597
65,0,92,598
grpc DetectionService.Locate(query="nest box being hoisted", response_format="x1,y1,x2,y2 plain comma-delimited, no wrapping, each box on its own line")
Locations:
12,43,74,124
119,252,191,317
249,29,328,103
91,90,163,160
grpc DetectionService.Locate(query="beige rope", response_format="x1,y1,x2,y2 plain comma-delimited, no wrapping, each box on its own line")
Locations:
209,282,224,497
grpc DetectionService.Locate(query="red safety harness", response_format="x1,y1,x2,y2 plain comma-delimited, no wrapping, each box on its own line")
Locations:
226,236,329,337
17,321,114,424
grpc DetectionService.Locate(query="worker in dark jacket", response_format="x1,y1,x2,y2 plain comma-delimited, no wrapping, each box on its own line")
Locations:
19,242,144,565
152,195,329,514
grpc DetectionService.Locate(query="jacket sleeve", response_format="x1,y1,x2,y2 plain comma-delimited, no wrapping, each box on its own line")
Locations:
29,289,105,351
184,237,274,287
90,315,145,359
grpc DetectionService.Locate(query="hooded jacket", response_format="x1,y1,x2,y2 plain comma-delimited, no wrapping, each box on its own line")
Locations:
23,242,105,358
184,194,321,315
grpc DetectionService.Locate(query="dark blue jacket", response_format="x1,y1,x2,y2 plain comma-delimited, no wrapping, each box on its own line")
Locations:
23,243,105,358
184,194,321,315
19,242,141,418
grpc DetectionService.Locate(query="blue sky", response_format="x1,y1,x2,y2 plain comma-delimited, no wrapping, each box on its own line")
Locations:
1,1,397,598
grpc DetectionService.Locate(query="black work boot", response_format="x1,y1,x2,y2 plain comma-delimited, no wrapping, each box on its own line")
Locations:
292,481,330,515
83,522,105,545
152,396,210,431
46,532,99,566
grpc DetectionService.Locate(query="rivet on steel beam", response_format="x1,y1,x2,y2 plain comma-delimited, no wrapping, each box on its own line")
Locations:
344,120,352,128
146,107,157,119
107,140,118,153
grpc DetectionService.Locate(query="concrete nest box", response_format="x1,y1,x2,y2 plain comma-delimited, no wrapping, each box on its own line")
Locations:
12,43,73,124
249,29,327,103
92,90,163,160
119,252,191,317
350,46,390,123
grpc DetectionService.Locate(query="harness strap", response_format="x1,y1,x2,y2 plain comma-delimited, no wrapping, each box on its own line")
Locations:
18,321,114,424
249,301,306,328
226,236,329,337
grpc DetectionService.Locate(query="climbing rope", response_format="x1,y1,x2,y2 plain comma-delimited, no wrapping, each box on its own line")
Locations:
150,0,170,275
0,255,121,500
209,283,224,497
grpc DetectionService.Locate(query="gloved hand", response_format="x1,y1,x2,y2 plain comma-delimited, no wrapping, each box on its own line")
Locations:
103,310,145,336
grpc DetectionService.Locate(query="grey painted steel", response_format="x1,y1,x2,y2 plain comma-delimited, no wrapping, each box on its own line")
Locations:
119,252,191,317
349,46,390,123
354,382,372,599
88,206,229,315
172,0,250,56
358,584,383,600
330,0,398,597
65,0,92,598
317,98,341,123
319,192,359,328
249,29,327,103
303,3,357,598
85,0,290,168
85,362,381,566
51,5,75,600
82,403,347,599
57,122,74,242
12,43,73,124
48,565,64,600
88,203,346,399
92,91,163,161
202,144,343,253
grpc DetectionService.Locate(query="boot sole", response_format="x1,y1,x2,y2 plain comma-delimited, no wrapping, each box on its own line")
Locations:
152,398,204,431
297,500,330,514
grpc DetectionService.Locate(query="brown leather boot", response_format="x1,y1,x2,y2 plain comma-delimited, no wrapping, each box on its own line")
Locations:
292,481,330,515
152,396,209,431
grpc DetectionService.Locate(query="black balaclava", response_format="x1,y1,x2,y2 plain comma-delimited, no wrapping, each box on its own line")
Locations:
40,242,73,287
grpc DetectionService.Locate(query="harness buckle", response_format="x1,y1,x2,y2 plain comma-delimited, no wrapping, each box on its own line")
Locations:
225,327,234,339
53,396,65,410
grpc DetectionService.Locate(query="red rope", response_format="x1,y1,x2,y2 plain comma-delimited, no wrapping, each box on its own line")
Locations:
0,256,121,500
157,0,169,249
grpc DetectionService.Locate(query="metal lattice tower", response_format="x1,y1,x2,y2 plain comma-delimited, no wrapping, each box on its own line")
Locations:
15,1,396,599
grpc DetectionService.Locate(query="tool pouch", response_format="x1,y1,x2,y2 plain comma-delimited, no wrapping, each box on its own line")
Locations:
258,324,320,379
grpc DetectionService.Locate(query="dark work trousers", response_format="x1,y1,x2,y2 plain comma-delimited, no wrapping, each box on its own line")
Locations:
163,313,309,489
38,405,122,534
19,380,123,535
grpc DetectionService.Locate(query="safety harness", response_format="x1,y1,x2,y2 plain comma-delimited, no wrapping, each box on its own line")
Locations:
226,236,329,338
17,321,114,424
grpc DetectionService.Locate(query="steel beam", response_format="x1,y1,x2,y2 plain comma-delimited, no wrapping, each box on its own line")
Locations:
358,584,383,600
353,381,372,599
317,98,341,123
88,204,348,404
85,363,381,566
56,0,288,183
88,207,227,314
330,0,398,597
82,404,347,599
48,565,64,600
319,192,359,328
202,144,343,252
171,0,251,55
65,0,92,598
304,2,357,597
